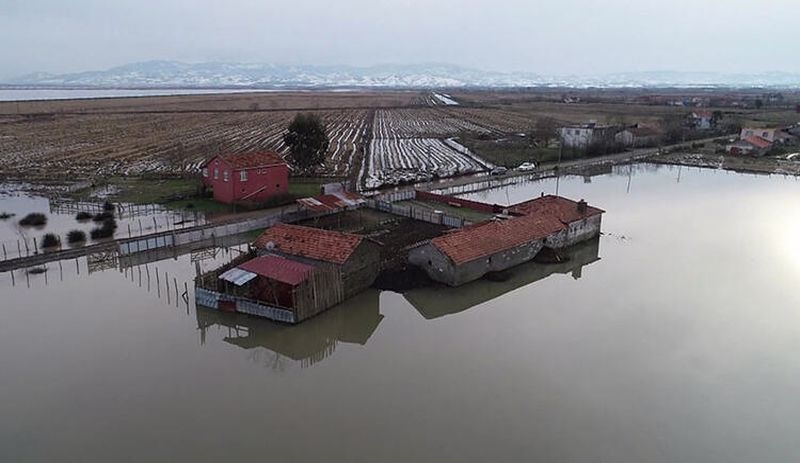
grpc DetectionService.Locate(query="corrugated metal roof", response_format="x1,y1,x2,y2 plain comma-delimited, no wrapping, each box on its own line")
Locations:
238,255,314,286
219,267,258,286
296,191,366,213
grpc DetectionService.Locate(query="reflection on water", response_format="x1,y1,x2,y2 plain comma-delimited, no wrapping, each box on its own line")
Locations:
197,290,382,369
193,240,599,368
406,238,600,319
4,164,800,462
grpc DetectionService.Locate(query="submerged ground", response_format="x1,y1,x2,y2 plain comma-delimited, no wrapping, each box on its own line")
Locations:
1,164,799,462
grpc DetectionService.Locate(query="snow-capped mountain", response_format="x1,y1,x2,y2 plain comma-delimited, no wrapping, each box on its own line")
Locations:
5,61,800,88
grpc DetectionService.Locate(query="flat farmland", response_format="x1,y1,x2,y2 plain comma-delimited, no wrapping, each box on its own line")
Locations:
360,108,496,189
0,109,369,179
3,88,792,187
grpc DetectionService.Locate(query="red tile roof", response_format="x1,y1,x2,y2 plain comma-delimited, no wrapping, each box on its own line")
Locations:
238,255,314,286
431,214,567,265
744,136,773,149
509,195,604,222
208,151,286,170
253,224,364,264
429,195,604,265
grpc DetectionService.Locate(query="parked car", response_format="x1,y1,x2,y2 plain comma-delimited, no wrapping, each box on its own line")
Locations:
490,166,508,176
517,162,537,171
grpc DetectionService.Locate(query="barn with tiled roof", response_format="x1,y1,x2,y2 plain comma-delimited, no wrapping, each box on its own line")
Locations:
254,223,382,300
409,195,603,286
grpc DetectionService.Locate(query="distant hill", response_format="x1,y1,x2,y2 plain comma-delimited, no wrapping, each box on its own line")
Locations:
6,61,800,89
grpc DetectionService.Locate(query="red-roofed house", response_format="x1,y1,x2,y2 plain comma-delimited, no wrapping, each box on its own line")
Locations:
253,223,381,299
201,151,289,204
409,195,604,286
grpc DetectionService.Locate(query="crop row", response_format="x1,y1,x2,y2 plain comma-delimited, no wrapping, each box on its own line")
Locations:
0,110,369,178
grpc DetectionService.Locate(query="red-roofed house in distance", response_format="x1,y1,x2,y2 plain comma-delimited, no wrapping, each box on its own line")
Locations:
201,151,289,204
409,195,604,286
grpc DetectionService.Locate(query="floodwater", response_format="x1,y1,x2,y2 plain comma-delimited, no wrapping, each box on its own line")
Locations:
2,163,800,462
0,187,203,259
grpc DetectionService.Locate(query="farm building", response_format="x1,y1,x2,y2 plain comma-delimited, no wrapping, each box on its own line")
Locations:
196,224,382,324
740,127,778,143
408,195,604,286
254,224,381,300
201,151,289,204
406,237,600,319
559,122,617,149
726,136,772,156
196,252,344,324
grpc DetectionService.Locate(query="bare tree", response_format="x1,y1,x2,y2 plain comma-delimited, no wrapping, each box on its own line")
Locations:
531,118,558,147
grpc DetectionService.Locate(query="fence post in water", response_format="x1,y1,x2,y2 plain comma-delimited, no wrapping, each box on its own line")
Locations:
23,239,29,256
153,217,158,231
2,243,6,260
128,224,132,238
138,219,143,235
17,240,22,258
33,237,38,254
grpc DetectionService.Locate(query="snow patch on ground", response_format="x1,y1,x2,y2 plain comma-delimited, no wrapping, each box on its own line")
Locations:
432,93,459,105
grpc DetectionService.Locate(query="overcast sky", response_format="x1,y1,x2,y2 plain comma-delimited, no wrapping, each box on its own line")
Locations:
0,0,795,78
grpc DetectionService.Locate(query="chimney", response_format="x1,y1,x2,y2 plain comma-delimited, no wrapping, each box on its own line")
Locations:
577,199,587,213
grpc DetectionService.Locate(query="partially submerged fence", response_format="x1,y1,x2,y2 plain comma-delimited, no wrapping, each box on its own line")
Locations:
119,208,315,255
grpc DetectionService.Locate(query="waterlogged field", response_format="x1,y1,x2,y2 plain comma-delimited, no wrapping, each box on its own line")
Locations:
360,109,494,189
0,186,201,259
2,166,800,461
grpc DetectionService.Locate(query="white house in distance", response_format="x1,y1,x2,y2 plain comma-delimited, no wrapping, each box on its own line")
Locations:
692,110,714,130
559,122,616,149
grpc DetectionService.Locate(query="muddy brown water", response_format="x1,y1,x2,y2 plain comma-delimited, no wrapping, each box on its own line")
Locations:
2,163,800,462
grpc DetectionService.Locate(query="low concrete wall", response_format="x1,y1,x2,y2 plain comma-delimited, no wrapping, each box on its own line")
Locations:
195,287,296,324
